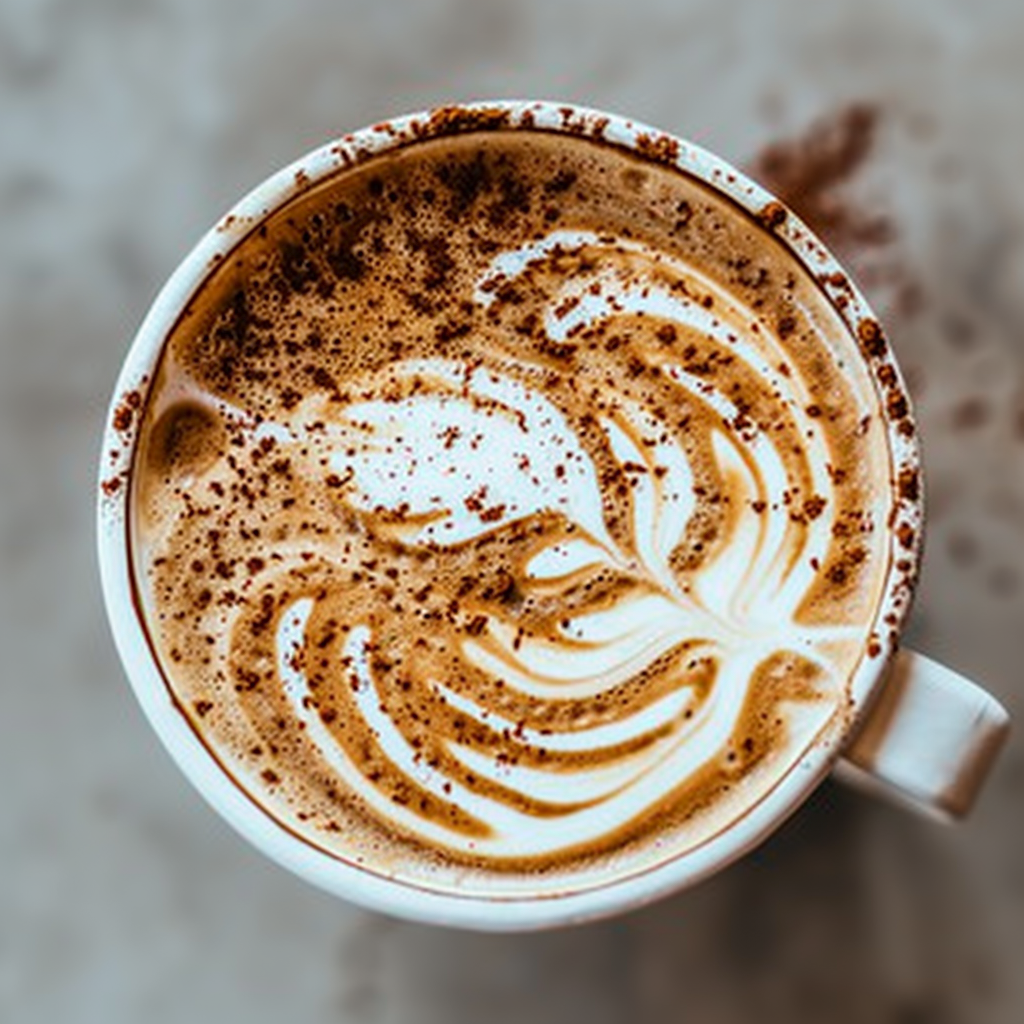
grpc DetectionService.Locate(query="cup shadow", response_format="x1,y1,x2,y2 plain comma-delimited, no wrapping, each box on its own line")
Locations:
348,784,998,1024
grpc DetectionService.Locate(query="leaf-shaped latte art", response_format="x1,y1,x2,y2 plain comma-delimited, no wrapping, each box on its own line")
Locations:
201,231,875,862
139,140,892,889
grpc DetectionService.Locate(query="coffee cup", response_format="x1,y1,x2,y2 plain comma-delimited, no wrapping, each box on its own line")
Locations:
97,100,1009,930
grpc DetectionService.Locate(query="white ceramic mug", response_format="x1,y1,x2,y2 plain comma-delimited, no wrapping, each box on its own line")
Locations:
97,100,1009,931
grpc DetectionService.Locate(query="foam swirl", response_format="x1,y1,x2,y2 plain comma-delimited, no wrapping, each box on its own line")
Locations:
133,131,890,888
231,234,855,859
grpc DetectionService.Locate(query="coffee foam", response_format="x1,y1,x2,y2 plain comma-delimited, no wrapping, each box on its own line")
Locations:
131,131,892,894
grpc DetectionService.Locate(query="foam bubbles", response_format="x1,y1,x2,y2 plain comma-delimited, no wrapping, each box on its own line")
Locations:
132,129,892,894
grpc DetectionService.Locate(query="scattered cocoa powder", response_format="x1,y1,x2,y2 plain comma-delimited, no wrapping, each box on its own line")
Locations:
747,103,921,326
750,104,891,260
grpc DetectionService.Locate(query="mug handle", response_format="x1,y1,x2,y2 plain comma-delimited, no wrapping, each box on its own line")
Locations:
834,649,1011,820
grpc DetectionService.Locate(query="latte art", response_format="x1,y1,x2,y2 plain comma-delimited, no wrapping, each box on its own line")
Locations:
132,131,892,893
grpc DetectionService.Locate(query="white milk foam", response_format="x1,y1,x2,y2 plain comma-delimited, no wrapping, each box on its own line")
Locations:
249,230,874,861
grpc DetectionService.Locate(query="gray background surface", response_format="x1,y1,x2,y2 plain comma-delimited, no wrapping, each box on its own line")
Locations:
3,1,1024,1021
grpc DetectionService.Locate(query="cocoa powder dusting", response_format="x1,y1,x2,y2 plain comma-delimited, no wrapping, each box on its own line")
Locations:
750,104,890,259
748,104,922,329
128,126,896,894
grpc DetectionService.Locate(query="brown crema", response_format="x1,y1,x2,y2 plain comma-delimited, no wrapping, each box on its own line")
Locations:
132,130,892,895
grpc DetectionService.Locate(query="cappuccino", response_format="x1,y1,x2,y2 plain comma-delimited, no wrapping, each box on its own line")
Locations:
131,128,892,895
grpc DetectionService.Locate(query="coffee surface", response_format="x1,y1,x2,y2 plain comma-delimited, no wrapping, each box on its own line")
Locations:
132,130,892,895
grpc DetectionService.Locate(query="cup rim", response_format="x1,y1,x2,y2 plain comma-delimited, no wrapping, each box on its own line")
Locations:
97,98,923,931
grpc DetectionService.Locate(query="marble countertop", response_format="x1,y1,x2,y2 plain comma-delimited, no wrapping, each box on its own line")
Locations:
2,1,1023,1021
